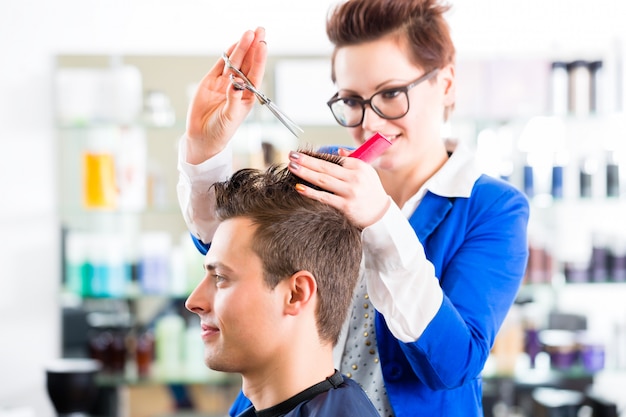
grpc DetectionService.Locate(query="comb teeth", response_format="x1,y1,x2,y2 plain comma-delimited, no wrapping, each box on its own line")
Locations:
349,133,392,163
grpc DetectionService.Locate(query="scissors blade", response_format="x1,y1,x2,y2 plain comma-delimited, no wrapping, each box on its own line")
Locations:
265,100,304,137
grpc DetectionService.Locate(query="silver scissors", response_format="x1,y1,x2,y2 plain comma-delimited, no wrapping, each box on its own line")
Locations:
222,52,303,138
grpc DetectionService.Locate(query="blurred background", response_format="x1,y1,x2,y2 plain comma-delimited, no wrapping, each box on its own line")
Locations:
1,0,626,416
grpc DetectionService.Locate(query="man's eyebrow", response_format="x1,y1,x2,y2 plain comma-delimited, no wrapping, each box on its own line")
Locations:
204,262,234,274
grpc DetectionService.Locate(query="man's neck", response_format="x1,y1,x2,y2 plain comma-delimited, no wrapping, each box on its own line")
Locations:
241,344,335,411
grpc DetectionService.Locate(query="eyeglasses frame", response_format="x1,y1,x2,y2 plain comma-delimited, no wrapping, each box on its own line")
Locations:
326,68,440,127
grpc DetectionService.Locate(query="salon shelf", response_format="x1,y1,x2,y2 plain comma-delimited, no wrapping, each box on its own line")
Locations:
483,365,596,382
63,289,191,302
520,280,626,290
529,197,626,210
58,205,184,218
95,365,239,387
57,121,186,130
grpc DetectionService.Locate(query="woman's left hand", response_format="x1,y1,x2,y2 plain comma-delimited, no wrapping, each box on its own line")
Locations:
287,150,390,229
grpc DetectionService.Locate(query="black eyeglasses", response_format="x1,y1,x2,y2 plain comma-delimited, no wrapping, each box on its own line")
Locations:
326,69,439,127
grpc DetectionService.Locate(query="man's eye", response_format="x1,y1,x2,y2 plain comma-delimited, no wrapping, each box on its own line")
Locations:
211,273,226,284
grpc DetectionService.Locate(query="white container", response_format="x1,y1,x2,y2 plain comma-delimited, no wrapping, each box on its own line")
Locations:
138,232,172,294
549,61,569,116
98,64,143,124
116,126,147,212
155,312,185,378
55,68,102,125
567,60,591,117
55,65,143,125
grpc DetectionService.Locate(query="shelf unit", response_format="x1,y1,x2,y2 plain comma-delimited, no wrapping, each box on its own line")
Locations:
53,55,233,416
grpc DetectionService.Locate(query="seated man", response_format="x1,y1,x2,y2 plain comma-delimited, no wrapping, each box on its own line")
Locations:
185,155,379,417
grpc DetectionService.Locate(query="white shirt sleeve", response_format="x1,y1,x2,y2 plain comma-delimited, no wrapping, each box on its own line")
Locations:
176,135,233,244
362,198,443,343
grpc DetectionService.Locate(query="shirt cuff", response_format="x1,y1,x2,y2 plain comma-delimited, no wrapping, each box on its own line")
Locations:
177,134,233,181
176,134,232,244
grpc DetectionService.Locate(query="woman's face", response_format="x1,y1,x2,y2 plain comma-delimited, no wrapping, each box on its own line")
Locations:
333,36,455,172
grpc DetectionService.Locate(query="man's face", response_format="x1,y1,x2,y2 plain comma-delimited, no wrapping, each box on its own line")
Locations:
185,217,288,374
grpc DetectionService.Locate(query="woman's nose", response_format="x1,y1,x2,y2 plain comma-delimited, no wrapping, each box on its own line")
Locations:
361,105,386,131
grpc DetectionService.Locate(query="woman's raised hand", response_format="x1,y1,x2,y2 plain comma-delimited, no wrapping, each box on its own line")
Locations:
185,27,267,165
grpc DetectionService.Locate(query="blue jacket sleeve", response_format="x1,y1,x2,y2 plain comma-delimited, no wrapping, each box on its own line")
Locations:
394,176,529,390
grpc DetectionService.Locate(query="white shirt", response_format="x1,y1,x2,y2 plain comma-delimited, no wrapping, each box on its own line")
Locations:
177,136,481,347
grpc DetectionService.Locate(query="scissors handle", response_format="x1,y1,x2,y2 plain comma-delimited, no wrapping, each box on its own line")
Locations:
222,53,254,85
228,74,267,105
222,52,303,137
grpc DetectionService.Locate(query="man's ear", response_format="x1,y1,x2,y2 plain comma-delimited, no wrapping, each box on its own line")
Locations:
284,270,317,316
440,63,456,107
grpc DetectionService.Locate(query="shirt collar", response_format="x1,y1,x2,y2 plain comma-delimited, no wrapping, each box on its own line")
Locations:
401,139,481,216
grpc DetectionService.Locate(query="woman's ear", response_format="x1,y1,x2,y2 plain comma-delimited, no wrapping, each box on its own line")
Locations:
284,270,317,316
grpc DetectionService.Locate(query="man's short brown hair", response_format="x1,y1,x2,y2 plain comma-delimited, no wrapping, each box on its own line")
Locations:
211,152,362,345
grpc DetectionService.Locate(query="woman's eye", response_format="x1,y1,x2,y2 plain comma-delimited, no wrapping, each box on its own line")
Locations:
380,89,402,100
341,97,361,108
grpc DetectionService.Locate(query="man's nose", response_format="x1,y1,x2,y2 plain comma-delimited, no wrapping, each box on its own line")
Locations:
185,276,213,314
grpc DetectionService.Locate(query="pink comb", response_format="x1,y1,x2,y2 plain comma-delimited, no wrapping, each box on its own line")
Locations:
349,133,392,163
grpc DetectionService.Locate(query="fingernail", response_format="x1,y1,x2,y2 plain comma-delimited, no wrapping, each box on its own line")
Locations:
289,151,300,160
295,184,306,192
289,161,300,170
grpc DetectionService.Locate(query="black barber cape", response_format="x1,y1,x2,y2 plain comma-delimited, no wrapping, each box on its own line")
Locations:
235,370,380,417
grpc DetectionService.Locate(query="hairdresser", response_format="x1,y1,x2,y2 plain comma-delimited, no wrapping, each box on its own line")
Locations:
177,0,529,415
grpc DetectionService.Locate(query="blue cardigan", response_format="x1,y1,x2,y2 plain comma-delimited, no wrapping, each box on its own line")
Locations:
193,173,529,417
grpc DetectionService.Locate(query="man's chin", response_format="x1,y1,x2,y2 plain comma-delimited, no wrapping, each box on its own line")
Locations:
205,357,236,374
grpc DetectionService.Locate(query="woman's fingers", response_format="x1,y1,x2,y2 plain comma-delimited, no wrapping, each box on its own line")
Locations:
224,28,266,85
337,147,353,157
288,151,352,192
225,30,256,71
294,182,346,208
246,30,267,88
287,150,390,228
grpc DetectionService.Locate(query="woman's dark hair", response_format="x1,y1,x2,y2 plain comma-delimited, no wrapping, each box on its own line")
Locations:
326,0,456,117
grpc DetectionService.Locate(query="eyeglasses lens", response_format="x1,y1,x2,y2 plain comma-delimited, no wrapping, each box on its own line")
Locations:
330,90,409,127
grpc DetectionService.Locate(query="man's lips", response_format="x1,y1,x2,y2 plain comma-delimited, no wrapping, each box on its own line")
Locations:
200,323,219,339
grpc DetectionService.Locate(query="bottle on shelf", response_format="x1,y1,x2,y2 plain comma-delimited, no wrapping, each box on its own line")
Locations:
549,61,569,116
138,232,172,295
184,315,207,379
82,127,118,210
567,60,591,117
134,328,155,379
154,309,185,378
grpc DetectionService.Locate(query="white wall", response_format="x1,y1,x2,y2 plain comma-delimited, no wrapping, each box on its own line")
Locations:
0,1,624,415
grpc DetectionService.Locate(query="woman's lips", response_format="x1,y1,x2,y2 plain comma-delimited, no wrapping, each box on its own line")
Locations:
366,134,397,144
